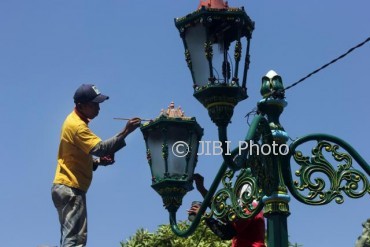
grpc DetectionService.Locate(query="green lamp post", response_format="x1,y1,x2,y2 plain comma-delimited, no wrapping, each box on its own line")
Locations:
139,1,370,246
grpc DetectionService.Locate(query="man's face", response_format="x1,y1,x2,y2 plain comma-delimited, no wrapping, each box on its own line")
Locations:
79,101,100,119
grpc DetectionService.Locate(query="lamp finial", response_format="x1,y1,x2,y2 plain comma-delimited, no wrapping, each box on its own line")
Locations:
161,102,187,119
198,0,228,9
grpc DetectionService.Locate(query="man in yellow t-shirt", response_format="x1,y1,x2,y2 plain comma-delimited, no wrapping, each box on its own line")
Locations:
52,84,141,247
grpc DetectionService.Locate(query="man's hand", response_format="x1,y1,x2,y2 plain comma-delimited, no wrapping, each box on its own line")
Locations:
99,154,115,166
93,154,115,171
119,117,141,138
187,203,201,215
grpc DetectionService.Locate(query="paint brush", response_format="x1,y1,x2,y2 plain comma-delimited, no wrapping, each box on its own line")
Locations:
113,117,152,122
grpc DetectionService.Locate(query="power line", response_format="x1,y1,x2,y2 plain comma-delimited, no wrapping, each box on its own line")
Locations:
283,36,370,93
245,36,370,118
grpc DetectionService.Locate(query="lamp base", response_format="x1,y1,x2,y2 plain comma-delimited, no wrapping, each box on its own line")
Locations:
152,179,193,213
194,85,247,126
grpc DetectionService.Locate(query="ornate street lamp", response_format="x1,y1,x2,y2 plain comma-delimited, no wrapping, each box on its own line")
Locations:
140,102,203,213
175,0,254,127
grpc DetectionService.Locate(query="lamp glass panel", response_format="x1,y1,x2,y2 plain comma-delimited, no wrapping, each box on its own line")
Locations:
185,24,209,87
146,128,165,179
166,126,189,178
186,131,199,178
211,42,227,83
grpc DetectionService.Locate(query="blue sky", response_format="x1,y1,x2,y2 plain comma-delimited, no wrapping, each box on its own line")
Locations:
0,0,369,246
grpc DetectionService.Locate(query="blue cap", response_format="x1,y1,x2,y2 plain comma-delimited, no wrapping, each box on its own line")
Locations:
73,84,109,104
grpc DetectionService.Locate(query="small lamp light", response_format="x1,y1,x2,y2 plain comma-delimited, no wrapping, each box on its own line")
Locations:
140,102,203,213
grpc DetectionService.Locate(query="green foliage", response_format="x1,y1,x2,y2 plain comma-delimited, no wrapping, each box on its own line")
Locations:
121,221,303,247
121,220,231,247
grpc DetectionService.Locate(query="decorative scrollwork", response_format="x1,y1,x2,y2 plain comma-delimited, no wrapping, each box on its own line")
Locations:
210,168,263,222
234,40,242,62
287,134,370,205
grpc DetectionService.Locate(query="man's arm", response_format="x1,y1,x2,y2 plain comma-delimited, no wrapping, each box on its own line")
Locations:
90,117,141,168
90,117,141,157
187,202,236,240
90,134,126,157
193,173,209,198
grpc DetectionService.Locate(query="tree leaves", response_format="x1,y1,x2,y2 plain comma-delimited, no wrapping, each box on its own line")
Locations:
121,220,231,247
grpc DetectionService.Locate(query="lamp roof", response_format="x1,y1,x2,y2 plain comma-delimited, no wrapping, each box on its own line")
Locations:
140,102,203,138
175,2,254,41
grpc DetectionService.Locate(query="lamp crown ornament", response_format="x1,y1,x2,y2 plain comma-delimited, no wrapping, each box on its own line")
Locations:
260,70,285,99
198,0,229,9
160,101,188,119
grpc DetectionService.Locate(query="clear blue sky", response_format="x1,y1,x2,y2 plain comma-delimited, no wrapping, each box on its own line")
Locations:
0,0,369,246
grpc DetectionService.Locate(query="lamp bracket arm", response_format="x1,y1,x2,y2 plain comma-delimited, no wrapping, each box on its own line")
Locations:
283,133,370,206
218,125,239,170
170,161,229,237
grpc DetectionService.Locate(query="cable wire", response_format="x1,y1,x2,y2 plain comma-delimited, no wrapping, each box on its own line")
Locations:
244,36,370,120
274,36,370,97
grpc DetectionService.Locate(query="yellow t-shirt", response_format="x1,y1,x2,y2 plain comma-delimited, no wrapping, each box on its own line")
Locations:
53,110,102,192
